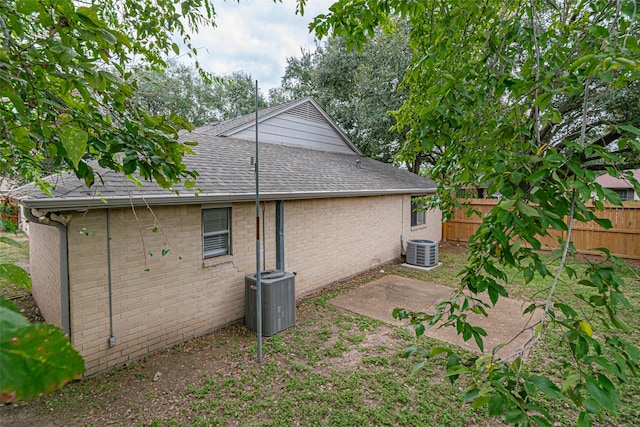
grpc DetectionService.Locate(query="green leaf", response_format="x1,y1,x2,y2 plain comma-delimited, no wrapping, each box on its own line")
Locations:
619,125,640,136
0,237,23,248
530,375,563,399
505,409,526,424
61,127,88,168
0,91,26,115
530,415,553,427
583,398,601,414
488,393,505,416
534,92,552,109
0,264,32,290
0,297,22,315
123,159,137,175
585,376,614,412
15,0,39,14
488,285,499,305
0,310,85,402
410,360,426,375
577,411,592,427
428,346,450,357
471,394,491,409
516,201,539,218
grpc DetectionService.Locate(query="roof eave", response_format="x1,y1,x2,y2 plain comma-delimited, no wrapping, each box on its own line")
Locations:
18,188,437,211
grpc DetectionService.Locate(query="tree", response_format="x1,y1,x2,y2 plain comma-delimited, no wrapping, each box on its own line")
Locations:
213,71,268,120
275,23,413,165
269,47,317,103
313,0,640,425
0,0,219,401
135,62,222,127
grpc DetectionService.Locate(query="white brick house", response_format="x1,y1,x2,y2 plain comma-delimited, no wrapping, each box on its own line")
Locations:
15,98,441,375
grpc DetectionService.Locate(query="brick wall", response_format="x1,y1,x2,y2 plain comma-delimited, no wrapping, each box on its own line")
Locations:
62,195,441,374
283,195,441,295
28,222,62,327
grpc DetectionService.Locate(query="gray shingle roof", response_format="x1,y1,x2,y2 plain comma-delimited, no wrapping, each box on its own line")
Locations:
14,128,436,211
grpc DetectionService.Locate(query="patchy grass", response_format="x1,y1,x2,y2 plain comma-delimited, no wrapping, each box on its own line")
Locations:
1,242,639,426
0,231,30,297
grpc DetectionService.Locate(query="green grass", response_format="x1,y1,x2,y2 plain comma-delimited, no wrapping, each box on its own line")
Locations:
0,231,30,297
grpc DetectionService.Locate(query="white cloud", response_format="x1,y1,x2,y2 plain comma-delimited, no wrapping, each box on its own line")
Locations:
182,0,333,92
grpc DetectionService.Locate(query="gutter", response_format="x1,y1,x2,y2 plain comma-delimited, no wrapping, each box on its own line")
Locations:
19,188,438,211
23,208,71,336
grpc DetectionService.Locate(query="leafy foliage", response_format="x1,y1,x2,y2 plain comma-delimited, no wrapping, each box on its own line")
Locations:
0,0,214,190
313,0,640,425
0,303,85,403
274,22,413,166
213,71,268,120
135,66,269,127
1,0,223,401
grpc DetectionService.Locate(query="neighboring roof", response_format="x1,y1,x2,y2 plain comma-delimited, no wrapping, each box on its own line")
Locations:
595,169,640,189
13,129,436,211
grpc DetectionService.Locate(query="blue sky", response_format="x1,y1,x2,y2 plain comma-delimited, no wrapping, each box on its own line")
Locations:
182,0,334,92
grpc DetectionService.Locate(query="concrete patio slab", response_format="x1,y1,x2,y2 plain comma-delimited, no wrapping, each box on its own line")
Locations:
329,274,540,359
329,275,452,326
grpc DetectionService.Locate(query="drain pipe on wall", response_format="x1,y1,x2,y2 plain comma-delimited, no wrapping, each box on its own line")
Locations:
400,196,405,257
23,208,71,335
106,209,116,348
262,202,266,271
275,201,284,271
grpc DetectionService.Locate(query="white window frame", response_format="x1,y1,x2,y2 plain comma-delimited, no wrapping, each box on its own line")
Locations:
202,207,231,259
411,196,426,227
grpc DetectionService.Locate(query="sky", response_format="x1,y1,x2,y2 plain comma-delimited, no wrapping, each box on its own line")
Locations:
181,0,335,92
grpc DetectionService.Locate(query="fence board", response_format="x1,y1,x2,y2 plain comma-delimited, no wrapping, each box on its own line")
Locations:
443,199,640,260
0,197,19,229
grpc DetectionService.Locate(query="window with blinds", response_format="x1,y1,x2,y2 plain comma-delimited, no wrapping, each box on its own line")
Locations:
411,196,426,227
202,208,230,258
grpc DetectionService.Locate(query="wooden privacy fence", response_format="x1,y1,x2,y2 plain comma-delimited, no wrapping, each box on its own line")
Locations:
442,199,640,260
0,197,19,230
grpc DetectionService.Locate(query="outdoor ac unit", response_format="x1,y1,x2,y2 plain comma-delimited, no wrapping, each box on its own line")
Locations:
245,270,296,336
406,239,439,267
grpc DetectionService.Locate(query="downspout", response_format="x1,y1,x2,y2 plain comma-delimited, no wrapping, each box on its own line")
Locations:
262,202,266,271
400,196,405,257
24,208,70,335
107,209,116,347
275,201,284,270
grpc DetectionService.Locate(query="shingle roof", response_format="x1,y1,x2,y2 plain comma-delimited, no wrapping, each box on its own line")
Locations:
595,169,640,189
13,128,436,211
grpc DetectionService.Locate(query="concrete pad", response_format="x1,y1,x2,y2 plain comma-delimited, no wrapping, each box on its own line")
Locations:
400,262,443,272
329,275,453,326
329,274,541,360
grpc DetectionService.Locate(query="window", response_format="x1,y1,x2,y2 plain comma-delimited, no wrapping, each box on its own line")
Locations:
614,189,629,201
411,196,425,227
202,208,230,258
